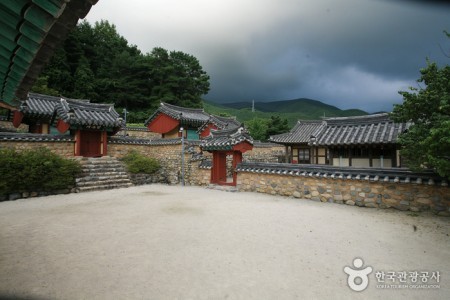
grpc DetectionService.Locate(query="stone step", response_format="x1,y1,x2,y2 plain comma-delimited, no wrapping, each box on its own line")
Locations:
80,168,127,174
76,182,133,192
76,178,132,187
76,174,131,183
78,170,128,177
74,156,133,192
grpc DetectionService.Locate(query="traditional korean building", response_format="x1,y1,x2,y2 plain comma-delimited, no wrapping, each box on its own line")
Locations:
13,93,123,157
201,127,253,186
145,102,241,140
270,113,410,168
198,114,241,137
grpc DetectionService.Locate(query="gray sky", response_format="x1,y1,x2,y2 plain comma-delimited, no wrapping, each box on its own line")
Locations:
85,0,449,112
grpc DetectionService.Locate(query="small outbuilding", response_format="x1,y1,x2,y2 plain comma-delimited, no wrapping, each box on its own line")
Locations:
13,93,123,157
145,102,241,140
201,127,253,186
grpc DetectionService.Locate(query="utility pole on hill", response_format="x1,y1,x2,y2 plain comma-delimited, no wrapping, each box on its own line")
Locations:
252,100,255,113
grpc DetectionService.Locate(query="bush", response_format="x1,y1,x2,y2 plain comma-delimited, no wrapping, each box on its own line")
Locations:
121,150,160,174
0,147,81,195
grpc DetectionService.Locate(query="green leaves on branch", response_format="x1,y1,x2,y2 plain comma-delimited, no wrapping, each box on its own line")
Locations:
33,20,210,122
391,58,450,179
246,116,290,141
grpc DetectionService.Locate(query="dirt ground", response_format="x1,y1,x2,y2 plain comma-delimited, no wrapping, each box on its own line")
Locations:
0,184,449,300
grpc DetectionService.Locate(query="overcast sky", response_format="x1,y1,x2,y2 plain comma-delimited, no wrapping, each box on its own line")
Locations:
85,0,449,112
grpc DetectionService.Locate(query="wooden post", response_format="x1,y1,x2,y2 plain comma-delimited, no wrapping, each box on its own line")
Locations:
285,145,290,163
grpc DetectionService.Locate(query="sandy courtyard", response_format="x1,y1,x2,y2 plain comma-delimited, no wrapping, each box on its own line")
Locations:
0,184,449,300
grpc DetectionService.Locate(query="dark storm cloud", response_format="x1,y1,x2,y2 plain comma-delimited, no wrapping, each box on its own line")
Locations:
86,0,449,112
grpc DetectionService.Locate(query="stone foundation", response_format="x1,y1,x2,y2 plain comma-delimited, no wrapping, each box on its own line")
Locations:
237,172,450,215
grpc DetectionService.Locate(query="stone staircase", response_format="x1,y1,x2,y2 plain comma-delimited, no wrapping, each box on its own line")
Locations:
74,156,133,192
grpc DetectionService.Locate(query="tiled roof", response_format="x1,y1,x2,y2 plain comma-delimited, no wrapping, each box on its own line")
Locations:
0,132,73,142
55,98,123,129
108,137,182,145
236,162,448,186
144,102,210,127
0,0,98,107
20,93,89,120
270,113,410,146
315,113,410,146
269,120,326,144
19,93,123,129
199,159,212,169
201,127,253,151
197,114,241,133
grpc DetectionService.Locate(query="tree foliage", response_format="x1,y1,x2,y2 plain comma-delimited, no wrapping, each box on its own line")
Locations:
391,59,450,179
0,148,81,195
246,116,290,141
32,20,210,121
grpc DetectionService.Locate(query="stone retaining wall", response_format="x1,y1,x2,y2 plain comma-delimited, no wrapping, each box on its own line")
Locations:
237,172,450,215
0,120,28,132
0,139,74,157
117,128,160,139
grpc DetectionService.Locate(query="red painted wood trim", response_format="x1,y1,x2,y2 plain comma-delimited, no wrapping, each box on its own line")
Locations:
12,111,24,128
232,141,253,153
147,114,180,134
199,123,217,138
56,119,70,133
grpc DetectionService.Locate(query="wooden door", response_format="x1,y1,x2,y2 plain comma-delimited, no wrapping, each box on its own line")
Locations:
80,131,102,157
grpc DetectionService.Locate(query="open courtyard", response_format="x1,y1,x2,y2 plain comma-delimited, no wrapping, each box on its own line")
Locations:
0,184,449,299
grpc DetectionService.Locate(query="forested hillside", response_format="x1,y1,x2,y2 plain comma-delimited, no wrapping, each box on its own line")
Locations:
204,99,367,128
32,20,210,122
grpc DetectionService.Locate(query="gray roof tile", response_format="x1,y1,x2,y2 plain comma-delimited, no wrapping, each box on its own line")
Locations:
269,120,326,144
201,127,253,151
144,102,210,127
316,114,410,146
20,93,123,129
270,113,410,146
236,162,448,186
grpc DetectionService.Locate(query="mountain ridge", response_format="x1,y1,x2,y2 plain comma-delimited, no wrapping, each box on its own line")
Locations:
203,98,368,127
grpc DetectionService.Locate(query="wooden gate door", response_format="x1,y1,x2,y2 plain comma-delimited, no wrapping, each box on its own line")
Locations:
80,130,102,157
211,152,227,184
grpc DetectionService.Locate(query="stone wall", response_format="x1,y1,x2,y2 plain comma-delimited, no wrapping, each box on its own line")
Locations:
244,142,284,163
0,120,28,132
186,162,211,186
117,127,160,139
108,141,185,184
237,169,450,215
0,136,75,157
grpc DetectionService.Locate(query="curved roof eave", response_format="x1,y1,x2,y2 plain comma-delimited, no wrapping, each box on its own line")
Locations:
0,0,99,109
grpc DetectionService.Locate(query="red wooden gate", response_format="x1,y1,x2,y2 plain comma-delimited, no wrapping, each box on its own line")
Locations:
80,131,102,157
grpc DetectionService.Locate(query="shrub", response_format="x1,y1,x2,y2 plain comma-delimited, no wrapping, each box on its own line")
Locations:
0,147,81,195
121,150,160,174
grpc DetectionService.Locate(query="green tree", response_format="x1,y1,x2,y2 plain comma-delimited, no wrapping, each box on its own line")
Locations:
31,76,59,96
246,118,269,141
266,115,290,137
391,60,450,179
73,56,95,99
34,20,210,123
148,48,210,108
